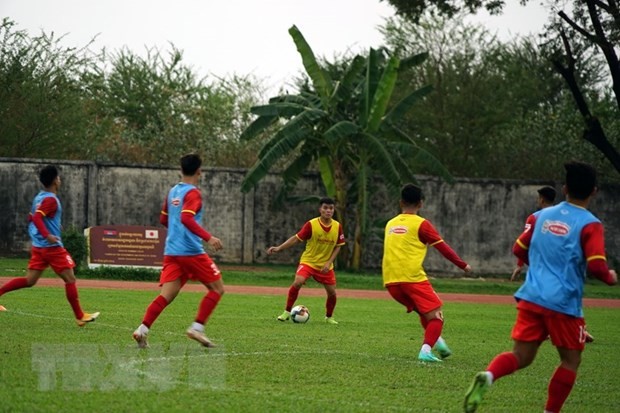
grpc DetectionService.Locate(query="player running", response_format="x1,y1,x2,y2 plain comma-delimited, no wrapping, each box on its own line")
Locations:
132,153,225,348
383,183,472,362
0,165,99,326
464,161,617,413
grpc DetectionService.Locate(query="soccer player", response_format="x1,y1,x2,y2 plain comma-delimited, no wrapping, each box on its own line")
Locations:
0,165,99,326
132,154,224,348
511,185,595,343
267,197,345,325
511,185,556,281
463,161,617,413
382,183,472,362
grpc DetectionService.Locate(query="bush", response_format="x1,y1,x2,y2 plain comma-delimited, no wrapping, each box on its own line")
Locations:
78,266,160,281
62,226,88,273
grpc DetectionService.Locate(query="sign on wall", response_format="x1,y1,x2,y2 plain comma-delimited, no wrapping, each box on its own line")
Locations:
85,225,166,269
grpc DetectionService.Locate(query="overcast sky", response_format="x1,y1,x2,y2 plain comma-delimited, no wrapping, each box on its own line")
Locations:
2,0,550,94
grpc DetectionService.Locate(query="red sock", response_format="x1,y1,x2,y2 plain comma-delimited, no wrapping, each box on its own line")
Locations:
545,366,576,412
142,295,169,328
487,352,519,381
423,318,443,347
195,291,222,325
64,282,84,319
325,295,337,317
285,285,300,311
0,277,30,296
419,315,428,329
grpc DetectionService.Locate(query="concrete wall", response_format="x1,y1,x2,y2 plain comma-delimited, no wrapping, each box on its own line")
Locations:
1,157,618,275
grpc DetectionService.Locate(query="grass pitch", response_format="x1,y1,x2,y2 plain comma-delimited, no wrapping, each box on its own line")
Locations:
0,286,619,412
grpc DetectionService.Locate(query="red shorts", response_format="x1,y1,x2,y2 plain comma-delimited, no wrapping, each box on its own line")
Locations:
386,281,443,315
159,254,222,287
296,264,336,285
28,246,75,273
511,300,586,351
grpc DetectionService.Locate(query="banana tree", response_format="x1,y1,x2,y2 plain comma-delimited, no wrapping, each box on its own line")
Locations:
329,48,453,269
240,25,363,250
240,25,451,270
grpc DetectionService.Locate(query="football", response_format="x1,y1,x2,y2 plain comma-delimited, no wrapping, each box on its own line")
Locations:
290,305,310,323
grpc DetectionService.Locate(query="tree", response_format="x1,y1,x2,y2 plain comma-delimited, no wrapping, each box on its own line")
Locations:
380,14,607,179
0,18,98,159
381,0,507,20
382,0,620,175
240,25,450,270
550,0,620,172
86,46,262,166
382,14,520,177
0,18,263,167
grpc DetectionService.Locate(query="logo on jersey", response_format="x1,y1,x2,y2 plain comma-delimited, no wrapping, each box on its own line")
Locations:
317,235,335,245
389,226,408,235
171,197,181,207
541,220,570,236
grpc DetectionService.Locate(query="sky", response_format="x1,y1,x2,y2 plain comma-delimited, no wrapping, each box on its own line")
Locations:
2,0,551,95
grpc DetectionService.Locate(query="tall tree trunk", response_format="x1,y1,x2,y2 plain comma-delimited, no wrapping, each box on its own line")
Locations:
333,159,350,268
351,207,363,271
350,162,368,271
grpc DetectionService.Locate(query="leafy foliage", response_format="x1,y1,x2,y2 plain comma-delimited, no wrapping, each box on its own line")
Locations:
240,25,451,269
0,18,263,168
78,265,159,281
382,0,620,176
381,13,620,180
61,226,88,273
84,47,264,166
383,0,515,21
0,18,97,159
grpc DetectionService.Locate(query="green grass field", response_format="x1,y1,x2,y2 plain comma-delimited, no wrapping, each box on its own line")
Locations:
0,284,619,412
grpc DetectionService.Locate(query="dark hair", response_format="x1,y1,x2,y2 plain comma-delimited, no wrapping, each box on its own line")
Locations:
319,197,335,206
401,183,424,205
565,161,597,200
537,186,556,203
180,154,202,176
39,165,58,187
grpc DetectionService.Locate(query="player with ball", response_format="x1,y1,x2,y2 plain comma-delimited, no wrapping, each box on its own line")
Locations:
267,197,345,325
